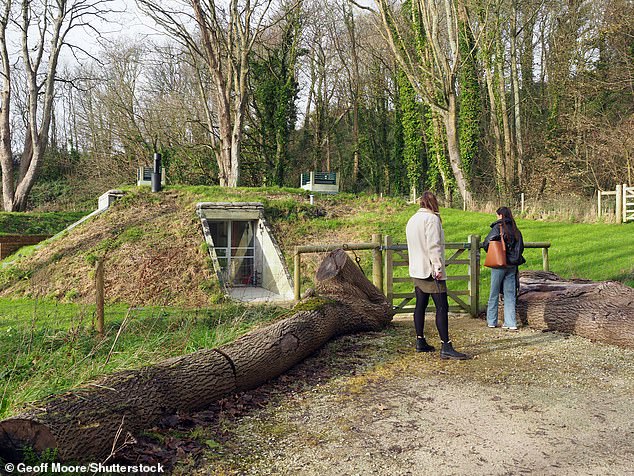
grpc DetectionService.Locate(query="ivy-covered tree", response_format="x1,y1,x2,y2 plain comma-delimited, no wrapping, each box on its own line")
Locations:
397,69,425,200
249,4,303,187
359,65,392,194
424,105,452,199
457,18,482,184
374,0,474,205
389,70,406,196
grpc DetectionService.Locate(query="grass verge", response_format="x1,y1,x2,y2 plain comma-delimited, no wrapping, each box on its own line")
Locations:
0,211,88,236
0,297,285,419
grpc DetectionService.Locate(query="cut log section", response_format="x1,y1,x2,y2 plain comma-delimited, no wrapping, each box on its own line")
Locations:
0,250,393,462
517,271,634,348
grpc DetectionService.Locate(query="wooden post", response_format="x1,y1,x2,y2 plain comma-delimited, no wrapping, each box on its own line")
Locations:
384,235,394,307
468,235,480,317
616,184,623,224
372,234,383,294
542,247,549,272
95,259,104,337
521,193,525,214
597,191,602,218
294,247,301,301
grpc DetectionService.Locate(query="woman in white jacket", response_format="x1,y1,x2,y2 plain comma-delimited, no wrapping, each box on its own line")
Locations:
405,192,468,360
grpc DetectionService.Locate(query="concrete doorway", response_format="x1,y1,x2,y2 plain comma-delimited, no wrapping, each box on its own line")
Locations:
197,202,294,303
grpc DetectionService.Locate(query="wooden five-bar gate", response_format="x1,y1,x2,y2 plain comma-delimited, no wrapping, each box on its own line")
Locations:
294,235,551,317
625,186,634,223
383,235,481,315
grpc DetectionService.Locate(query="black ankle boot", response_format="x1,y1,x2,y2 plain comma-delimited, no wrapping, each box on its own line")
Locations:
440,341,469,360
416,337,435,352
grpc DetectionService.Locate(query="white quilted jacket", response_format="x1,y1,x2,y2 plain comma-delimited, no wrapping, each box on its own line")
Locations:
405,208,446,280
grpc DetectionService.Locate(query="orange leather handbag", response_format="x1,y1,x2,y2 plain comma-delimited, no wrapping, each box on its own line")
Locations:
484,225,507,268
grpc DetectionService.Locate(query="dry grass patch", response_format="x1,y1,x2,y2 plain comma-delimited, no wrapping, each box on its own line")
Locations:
1,189,215,307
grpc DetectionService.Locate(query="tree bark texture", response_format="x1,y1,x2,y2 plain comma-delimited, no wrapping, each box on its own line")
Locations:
0,250,393,462
509,4,524,188
443,96,473,207
516,271,634,349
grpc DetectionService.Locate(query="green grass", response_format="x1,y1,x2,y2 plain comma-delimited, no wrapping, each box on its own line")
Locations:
440,207,632,287
276,198,634,290
0,298,285,419
0,211,88,236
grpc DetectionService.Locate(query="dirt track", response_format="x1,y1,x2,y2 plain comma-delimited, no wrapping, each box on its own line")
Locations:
165,315,634,475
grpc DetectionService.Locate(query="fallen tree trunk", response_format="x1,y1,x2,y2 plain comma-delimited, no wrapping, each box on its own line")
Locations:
0,250,393,462
517,271,634,348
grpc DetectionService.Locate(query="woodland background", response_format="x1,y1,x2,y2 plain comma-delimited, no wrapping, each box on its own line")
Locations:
1,0,633,211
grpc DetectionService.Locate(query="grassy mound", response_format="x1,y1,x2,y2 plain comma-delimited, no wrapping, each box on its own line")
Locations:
0,186,340,307
1,189,216,306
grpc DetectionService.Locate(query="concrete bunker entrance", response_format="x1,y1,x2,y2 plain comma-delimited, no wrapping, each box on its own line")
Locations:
197,202,294,303
208,220,257,286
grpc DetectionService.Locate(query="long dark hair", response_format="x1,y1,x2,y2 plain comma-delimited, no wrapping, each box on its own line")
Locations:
497,206,520,240
420,191,441,220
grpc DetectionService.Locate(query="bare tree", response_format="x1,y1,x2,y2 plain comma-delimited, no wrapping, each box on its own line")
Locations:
137,0,276,187
300,0,348,173
0,0,116,211
338,2,361,188
365,0,473,205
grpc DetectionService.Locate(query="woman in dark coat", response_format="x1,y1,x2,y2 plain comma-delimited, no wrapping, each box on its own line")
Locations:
483,207,525,330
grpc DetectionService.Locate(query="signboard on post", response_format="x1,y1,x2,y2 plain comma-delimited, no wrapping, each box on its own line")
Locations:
300,172,339,194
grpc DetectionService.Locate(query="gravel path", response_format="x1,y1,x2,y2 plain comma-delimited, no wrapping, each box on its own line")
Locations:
166,316,634,476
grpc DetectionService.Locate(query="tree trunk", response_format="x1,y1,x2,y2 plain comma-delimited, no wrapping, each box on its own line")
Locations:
432,114,450,200
0,250,393,462
443,95,473,206
496,47,515,193
516,271,634,349
0,141,13,211
215,83,233,187
483,60,505,194
509,6,524,189
0,7,11,212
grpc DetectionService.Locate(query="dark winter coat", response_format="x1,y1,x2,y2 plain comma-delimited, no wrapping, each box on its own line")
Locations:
483,218,526,266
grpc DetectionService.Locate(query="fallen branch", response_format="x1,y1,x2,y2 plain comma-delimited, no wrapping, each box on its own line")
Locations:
0,250,393,462
517,271,634,348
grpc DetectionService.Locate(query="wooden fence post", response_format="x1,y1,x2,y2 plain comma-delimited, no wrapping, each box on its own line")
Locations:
294,247,301,301
95,259,104,337
384,235,393,306
597,190,602,218
542,247,550,272
616,184,623,224
372,234,383,293
468,235,480,317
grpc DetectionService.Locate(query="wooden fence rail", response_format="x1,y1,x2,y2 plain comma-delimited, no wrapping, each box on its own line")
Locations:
294,234,383,300
294,235,551,317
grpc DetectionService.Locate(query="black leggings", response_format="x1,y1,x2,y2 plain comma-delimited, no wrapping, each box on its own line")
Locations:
414,286,450,343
